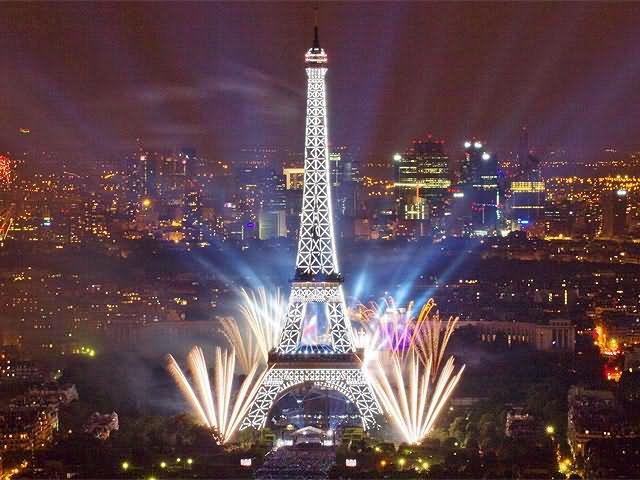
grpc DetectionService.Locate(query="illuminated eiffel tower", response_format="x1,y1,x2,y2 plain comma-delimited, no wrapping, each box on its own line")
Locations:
241,23,380,431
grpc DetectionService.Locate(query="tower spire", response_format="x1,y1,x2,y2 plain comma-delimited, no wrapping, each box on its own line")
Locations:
313,5,320,49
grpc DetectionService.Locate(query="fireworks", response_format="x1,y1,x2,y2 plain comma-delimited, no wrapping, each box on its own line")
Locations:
238,287,285,363
412,300,460,377
166,346,267,444
353,296,418,365
359,297,465,444
367,349,465,445
219,317,261,374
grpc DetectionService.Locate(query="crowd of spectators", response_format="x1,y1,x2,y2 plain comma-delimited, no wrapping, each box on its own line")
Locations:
256,444,336,479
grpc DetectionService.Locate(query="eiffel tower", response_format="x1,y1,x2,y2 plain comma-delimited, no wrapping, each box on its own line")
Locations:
241,23,380,432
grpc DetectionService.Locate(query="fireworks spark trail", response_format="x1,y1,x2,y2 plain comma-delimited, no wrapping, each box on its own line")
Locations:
219,317,261,374
238,287,285,363
166,346,267,444
412,300,459,377
367,349,465,445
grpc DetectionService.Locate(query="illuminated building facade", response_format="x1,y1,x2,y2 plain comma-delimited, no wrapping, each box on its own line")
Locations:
507,130,545,228
456,141,499,235
394,139,450,226
242,25,380,432
601,189,628,239
509,177,546,227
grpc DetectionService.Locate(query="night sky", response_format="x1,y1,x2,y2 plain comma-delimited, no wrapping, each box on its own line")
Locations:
1,2,640,164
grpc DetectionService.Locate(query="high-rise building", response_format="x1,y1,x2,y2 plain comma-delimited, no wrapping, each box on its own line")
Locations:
258,210,287,240
183,183,204,245
258,170,288,239
509,177,545,227
506,129,545,230
394,138,450,230
544,201,575,238
457,140,499,235
601,189,629,239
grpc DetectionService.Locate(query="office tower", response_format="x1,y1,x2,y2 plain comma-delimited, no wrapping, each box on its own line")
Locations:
457,140,499,235
509,175,546,228
544,201,575,237
601,189,628,239
394,138,450,234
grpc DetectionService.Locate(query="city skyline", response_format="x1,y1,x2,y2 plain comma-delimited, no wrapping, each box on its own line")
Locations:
2,2,640,165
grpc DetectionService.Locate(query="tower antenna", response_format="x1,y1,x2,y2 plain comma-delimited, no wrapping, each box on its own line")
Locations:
313,3,320,49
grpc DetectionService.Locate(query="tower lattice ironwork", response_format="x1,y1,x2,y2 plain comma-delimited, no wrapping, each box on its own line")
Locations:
241,25,380,432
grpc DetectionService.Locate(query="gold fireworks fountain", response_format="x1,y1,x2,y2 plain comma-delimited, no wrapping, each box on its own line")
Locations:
360,297,465,445
166,346,268,444
168,290,464,447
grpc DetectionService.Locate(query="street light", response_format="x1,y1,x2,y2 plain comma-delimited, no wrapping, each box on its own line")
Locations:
393,153,402,162
546,425,555,435
121,461,129,471
160,461,167,469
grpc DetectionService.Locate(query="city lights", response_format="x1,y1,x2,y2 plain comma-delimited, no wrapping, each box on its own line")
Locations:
1,4,639,479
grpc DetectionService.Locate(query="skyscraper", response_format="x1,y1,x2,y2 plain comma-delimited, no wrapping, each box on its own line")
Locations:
601,189,628,239
456,140,499,235
394,138,450,233
507,128,545,229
